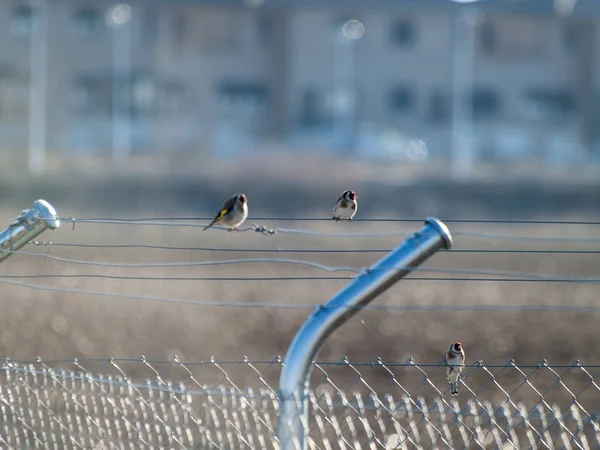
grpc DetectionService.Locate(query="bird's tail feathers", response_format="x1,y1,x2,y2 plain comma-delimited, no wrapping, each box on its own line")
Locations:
203,208,228,231
450,382,459,396
203,218,219,231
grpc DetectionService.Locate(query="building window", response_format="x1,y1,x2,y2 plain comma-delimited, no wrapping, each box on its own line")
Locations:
170,12,187,56
198,11,243,55
10,5,35,37
479,18,544,57
298,87,323,127
428,90,449,123
71,8,102,36
141,6,158,47
160,82,186,114
388,86,415,114
522,88,575,120
129,77,187,117
562,23,580,52
478,23,496,54
390,20,415,47
255,13,274,46
132,78,186,116
0,74,28,118
470,88,501,119
72,74,186,117
217,81,268,114
131,78,156,116
71,76,112,115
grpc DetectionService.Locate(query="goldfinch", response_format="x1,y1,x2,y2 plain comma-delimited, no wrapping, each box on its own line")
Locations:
444,341,465,396
332,190,358,222
203,193,248,231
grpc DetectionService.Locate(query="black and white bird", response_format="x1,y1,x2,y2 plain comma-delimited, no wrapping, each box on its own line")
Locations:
332,190,358,222
443,341,465,396
203,193,248,231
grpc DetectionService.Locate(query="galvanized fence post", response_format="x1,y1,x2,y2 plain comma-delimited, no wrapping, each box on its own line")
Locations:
276,217,453,450
0,199,60,264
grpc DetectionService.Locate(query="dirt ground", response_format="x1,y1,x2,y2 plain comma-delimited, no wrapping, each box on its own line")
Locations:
0,155,599,407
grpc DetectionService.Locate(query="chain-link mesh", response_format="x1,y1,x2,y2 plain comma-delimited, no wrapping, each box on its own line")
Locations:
1,357,599,449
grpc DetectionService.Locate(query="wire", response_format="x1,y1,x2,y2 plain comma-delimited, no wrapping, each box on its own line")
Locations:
453,231,600,244
5,358,597,370
27,242,600,255
0,278,305,309
0,274,597,283
63,218,412,236
59,217,600,226
68,220,415,237
2,249,600,283
53,217,600,242
4,356,596,369
253,227,412,238
0,278,598,312
0,274,356,281
2,215,597,314
2,250,361,271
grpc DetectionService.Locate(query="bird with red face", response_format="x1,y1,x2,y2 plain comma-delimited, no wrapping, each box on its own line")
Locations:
444,341,465,396
203,193,248,232
332,190,358,222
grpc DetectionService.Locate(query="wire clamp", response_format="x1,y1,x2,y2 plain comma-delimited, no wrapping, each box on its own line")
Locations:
252,224,277,236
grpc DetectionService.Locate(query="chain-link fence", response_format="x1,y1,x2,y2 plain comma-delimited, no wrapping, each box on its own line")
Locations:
1,356,599,449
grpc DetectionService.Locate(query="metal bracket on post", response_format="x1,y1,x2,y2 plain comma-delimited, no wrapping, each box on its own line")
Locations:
0,199,60,264
276,217,453,450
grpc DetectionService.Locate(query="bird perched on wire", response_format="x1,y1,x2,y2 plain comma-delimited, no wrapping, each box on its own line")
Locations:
443,341,465,396
332,190,358,222
203,193,248,231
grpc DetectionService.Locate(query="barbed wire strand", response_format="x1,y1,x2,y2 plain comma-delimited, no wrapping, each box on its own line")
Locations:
2,250,360,271
62,219,413,237
27,241,600,255
3,248,600,285
2,249,600,283
452,231,600,244
52,218,600,243
0,277,599,313
0,273,598,284
59,216,600,225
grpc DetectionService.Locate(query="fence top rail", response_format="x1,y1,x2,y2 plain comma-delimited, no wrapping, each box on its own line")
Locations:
2,356,599,369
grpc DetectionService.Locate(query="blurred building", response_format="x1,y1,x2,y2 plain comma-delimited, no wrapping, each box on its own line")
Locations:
0,0,599,162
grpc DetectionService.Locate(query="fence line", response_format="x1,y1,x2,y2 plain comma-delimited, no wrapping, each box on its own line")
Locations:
50,215,600,242
1,276,600,312
24,241,600,255
1,357,599,449
2,251,600,284
0,205,599,448
2,274,600,284
0,212,597,312
58,216,600,226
